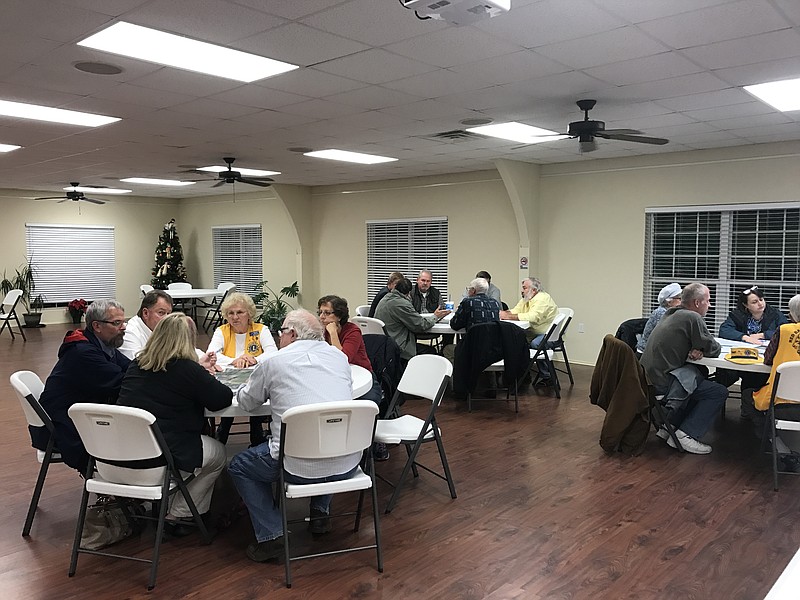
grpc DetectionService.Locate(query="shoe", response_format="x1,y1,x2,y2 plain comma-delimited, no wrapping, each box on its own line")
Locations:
656,426,670,441
535,378,554,388
308,508,331,535
666,430,712,454
779,453,800,473
372,442,390,462
246,538,284,563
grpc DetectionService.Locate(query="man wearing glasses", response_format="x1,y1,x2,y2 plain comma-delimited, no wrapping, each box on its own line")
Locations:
37,299,131,473
228,309,356,563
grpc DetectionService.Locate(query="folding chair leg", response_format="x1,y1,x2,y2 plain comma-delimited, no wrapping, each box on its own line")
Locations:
147,490,170,591
23,447,54,536
561,347,574,385
385,439,425,514
68,485,92,577
434,430,457,499
371,478,384,572
770,407,780,491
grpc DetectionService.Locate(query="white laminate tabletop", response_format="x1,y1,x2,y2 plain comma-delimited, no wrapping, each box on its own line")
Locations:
689,337,770,374
162,288,219,300
426,313,530,334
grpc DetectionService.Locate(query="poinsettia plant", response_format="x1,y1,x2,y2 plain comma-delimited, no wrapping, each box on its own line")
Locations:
67,298,88,315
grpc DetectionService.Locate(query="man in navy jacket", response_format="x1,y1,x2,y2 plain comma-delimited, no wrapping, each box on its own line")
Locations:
37,299,131,473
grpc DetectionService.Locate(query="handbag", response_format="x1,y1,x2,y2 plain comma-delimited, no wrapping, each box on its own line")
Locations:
80,496,135,550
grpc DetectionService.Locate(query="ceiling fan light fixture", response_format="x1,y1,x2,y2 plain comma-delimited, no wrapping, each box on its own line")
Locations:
0,99,120,127
197,165,280,177
78,22,298,83
121,177,195,186
303,149,398,164
65,185,132,194
744,77,800,112
466,121,566,144
0,143,22,152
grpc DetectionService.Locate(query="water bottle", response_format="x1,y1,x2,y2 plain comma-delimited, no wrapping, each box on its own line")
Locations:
445,295,454,311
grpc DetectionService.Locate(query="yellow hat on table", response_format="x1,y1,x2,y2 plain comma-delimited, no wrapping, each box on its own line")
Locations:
724,347,764,365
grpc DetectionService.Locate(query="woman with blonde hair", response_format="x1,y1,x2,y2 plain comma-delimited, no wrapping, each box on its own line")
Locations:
207,291,277,445
118,313,232,535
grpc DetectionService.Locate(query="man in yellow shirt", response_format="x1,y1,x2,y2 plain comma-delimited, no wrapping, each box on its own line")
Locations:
500,277,559,382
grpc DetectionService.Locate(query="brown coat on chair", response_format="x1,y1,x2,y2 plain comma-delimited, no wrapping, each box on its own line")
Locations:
590,334,651,455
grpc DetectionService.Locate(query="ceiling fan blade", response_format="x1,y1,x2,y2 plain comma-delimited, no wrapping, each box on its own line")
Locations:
83,198,106,205
239,177,272,187
600,128,642,135
598,132,669,145
34,196,66,201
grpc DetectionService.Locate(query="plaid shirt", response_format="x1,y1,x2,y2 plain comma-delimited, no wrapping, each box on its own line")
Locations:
450,293,501,331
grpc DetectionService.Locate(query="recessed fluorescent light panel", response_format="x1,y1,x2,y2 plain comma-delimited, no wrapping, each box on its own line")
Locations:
121,177,195,187
0,99,119,127
79,22,299,83
304,149,398,164
744,78,800,112
197,165,280,177
0,143,21,152
466,122,567,143
65,186,131,194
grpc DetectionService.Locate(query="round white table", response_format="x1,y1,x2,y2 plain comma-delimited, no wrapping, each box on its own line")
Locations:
206,364,373,417
428,313,530,334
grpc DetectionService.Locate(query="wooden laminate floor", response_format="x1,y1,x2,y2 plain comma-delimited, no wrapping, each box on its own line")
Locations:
1,324,799,599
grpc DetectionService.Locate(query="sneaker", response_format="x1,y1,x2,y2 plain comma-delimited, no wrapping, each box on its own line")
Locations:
308,508,331,535
656,426,670,441
372,442,390,462
666,429,712,454
779,453,800,473
246,537,284,563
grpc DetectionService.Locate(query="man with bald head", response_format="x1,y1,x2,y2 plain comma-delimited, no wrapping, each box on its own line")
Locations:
641,282,727,455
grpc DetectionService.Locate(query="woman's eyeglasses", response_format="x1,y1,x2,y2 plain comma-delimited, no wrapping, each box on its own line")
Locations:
317,310,334,316
742,286,759,295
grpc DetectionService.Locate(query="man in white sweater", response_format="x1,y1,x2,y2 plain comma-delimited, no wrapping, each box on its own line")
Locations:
119,290,173,359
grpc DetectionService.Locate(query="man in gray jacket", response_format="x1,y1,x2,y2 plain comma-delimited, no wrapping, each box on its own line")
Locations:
641,283,727,455
375,277,450,361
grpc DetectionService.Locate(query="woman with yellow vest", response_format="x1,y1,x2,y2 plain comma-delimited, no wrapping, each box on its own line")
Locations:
748,294,800,472
207,292,277,445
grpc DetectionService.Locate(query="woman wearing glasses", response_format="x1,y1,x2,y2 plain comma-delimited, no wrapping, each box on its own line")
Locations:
717,285,788,390
207,292,277,445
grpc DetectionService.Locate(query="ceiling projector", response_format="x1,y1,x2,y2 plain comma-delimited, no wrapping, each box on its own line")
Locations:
402,0,511,26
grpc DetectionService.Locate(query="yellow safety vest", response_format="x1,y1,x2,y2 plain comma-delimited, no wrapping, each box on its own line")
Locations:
753,322,800,411
220,322,265,359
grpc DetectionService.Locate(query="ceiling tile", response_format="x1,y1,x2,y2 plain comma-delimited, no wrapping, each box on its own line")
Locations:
680,29,800,70
383,68,494,98
657,88,755,111
448,50,570,87
258,67,366,97
277,98,362,119
324,85,425,110
234,0,350,21
536,27,668,70
682,101,777,121
714,57,800,86
314,49,437,84
207,85,311,110
603,72,731,102
595,0,738,23
583,52,703,86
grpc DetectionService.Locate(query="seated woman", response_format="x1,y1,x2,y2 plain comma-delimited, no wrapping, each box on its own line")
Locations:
746,295,800,472
207,292,277,445
318,295,388,461
636,283,681,356
118,313,232,534
717,285,788,389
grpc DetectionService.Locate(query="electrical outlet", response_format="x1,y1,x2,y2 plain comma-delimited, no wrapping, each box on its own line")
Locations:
578,322,585,333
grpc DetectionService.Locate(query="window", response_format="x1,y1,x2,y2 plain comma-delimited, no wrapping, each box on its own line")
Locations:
212,225,262,296
644,203,800,332
26,223,116,303
367,217,448,302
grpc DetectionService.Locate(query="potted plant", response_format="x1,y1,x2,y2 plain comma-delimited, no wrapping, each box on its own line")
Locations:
1,259,42,327
252,280,300,333
67,298,88,324
24,294,45,327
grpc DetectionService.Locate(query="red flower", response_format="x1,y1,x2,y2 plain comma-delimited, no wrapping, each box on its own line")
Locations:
68,298,88,314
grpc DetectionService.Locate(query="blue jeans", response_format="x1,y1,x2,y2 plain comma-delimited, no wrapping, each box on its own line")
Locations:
228,443,358,542
667,379,728,440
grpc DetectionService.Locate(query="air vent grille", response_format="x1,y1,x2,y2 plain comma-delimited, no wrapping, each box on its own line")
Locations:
423,129,482,142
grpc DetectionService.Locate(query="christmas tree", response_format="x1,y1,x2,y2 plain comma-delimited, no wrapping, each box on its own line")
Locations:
150,218,187,288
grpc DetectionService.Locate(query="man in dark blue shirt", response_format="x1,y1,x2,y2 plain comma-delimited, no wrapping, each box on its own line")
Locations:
444,277,500,361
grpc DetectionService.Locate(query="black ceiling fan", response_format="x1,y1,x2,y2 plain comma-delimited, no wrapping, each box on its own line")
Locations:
192,157,274,188
34,182,106,204
562,99,669,152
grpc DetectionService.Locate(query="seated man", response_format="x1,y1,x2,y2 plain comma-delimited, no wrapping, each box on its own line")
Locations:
500,277,559,382
368,271,404,318
409,269,442,314
119,290,173,359
443,277,500,362
37,299,131,473
375,277,449,362
476,270,502,305
228,309,358,563
640,283,728,454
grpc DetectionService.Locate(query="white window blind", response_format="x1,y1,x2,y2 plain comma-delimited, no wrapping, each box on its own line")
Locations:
212,225,262,296
26,223,116,303
643,204,800,332
367,217,448,303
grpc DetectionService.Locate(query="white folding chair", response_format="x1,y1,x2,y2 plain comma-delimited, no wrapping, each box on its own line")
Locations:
10,370,62,536
139,284,154,297
167,282,195,319
374,355,456,513
67,403,211,591
352,316,386,335
166,282,192,290
0,289,26,341
764,362,800,490
279,401,382,588
355,304,371,317
200,282,236,333
530,313,566,398
552,307,575,385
